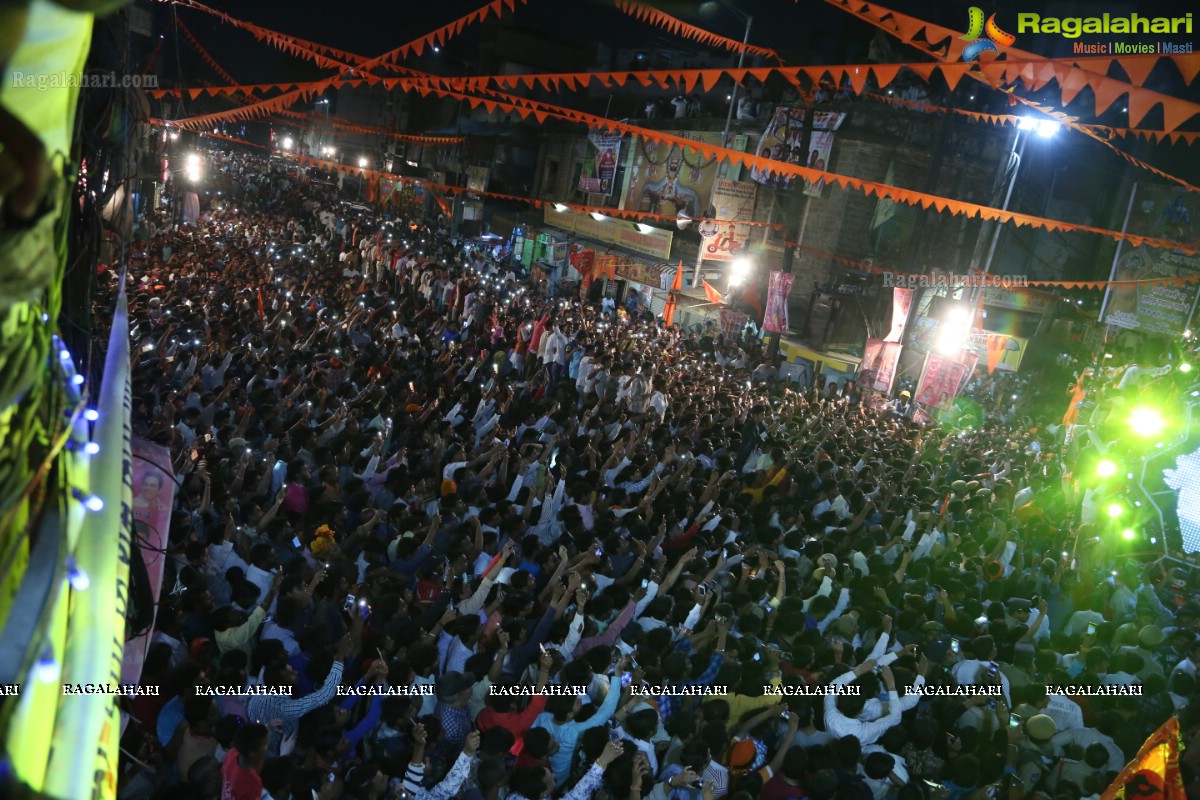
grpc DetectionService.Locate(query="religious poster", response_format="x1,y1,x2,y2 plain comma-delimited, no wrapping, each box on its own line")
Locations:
914,353,969,409
622,130,722,218
884,287,913,343
700,179,757,262
1103,185,1200,337
578,130,623,195
858,338,902,394
749,109,845,190
763,270,795,333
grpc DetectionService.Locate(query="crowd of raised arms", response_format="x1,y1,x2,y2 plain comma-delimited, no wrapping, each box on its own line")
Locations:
102,149,1200,800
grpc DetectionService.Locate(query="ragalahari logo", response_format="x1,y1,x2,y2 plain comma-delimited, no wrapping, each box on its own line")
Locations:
961,7,1016,61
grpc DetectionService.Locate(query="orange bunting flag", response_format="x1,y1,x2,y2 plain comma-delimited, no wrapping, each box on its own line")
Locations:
257,289,265,320
1100,716,1186,800
702,279,724,305
985,334,1009,374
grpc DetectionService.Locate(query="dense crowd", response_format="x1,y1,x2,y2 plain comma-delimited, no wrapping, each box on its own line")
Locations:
105,150,1200,800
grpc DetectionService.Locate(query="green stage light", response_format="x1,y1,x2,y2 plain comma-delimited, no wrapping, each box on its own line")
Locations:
1122,528,1136,541
1128,407,1166,437
1096,459,1118,478
1107,503,1124,519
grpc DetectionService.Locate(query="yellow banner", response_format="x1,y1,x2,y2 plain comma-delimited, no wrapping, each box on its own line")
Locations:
543,206,673,261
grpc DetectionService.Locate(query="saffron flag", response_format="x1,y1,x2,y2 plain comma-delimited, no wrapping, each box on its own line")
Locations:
740,281,764,319
662,260,684,327
702,279,724,305
257,289,265,320
1063,369,1091,427
985,334,1009,374
1101,716,1186,800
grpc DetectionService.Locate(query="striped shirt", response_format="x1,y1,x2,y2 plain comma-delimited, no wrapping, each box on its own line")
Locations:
246,660,344,751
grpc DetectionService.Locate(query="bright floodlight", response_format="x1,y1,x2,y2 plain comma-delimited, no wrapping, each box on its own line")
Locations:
553,203,569,212
1096,459,1118,478
935,306,972,355
1036,120,1060,137
1122,528,1136,541
728,258,751,287
676,212,691,231
358,157,369,168
1018,117,1037,131
1107,503,1124,519
589,212,607,221
282,136,293,150
1128,406,1166,437
1181,362,1193,373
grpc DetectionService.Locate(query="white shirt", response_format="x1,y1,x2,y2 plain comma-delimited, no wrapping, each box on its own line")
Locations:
825,670,903,745
1044,694,1085,731
949,659,1012,705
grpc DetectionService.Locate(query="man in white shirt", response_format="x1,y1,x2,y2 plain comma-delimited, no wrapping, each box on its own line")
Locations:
949,636,1013,706
824,661,903,745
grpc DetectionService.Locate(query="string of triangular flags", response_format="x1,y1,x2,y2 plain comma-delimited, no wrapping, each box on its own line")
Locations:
613,0,784,63
819,0,1200,193
817,0,1200,131
155,76,1200,256
165,0,1200,197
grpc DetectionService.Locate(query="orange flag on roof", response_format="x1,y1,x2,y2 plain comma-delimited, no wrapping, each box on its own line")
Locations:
702,279,724,305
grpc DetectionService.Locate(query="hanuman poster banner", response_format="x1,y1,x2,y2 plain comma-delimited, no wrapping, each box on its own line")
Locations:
621,130,723,218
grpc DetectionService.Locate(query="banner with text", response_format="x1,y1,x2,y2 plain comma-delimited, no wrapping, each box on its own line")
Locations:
699,179,758,262
543,205,673,260
858,338,902,394
764,270,796,333
579,130,622,195
1103,185,1200,336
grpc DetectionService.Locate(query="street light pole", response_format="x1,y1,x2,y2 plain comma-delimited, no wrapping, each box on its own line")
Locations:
721,14,751,149
980,129,1025,277
691,11,751,292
